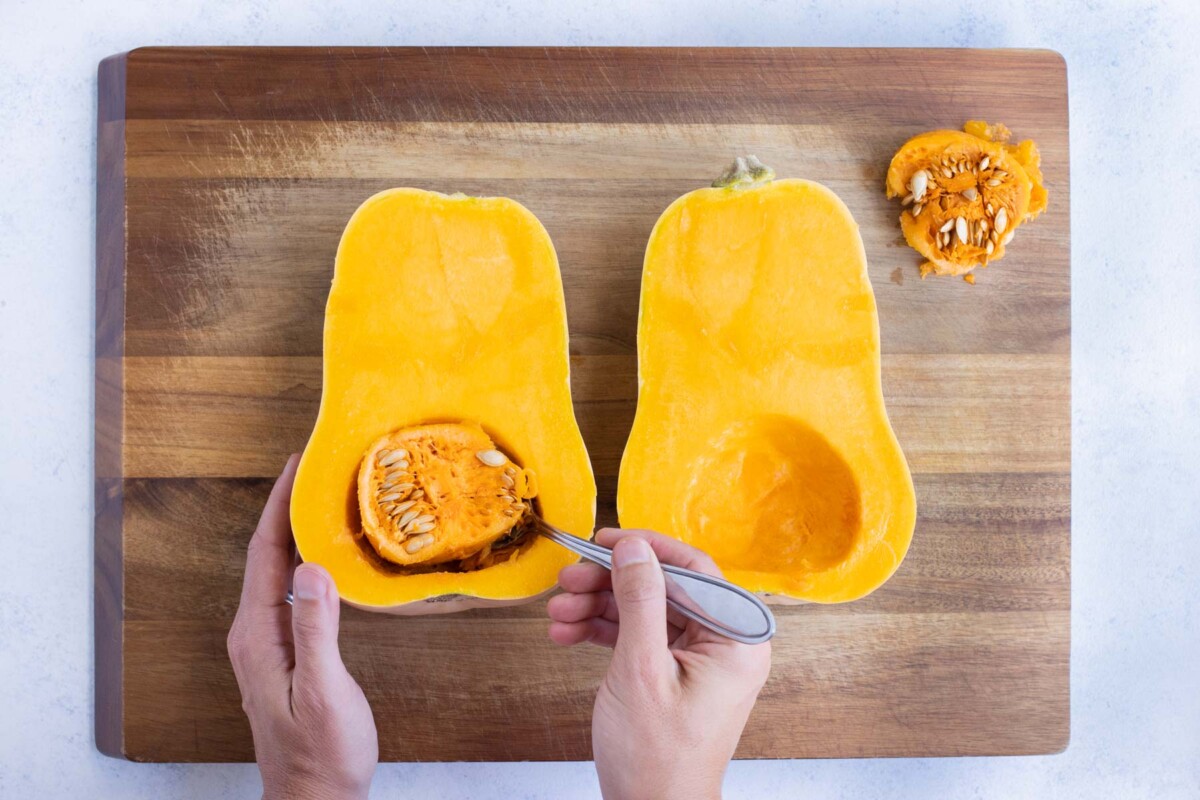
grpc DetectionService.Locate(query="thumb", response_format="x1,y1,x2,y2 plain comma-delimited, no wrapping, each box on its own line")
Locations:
610,537,671,673
290,564,349,690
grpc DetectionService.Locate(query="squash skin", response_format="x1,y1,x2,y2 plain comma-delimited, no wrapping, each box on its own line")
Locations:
617,175,916,603
292,189,594,614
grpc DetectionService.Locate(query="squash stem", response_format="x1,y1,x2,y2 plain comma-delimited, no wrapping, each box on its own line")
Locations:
712,155,776,188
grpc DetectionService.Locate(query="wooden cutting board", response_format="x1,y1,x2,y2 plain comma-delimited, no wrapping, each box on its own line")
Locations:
96,47,1070,762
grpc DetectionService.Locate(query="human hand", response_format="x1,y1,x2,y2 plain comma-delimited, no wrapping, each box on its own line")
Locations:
227,455,378,800
547,528,772,800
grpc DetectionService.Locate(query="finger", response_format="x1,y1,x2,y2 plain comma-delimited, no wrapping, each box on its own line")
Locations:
557,562,612,594
595,527,723,578
548,591,689,643
558,563,690,630
599,530,752,648
239,454,301,613
289,563,351,707
548,591,618,624
608,536,673,675
548,618,619,648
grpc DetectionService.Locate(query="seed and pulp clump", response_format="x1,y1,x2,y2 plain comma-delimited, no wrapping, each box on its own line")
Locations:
885,120,1047,281
356,422,537,568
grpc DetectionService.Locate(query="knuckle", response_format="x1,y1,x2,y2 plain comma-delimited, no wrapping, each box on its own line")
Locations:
677,544,720,576
728,645,772,687
245,532,268,559
697,553,722,577
226,625,247,662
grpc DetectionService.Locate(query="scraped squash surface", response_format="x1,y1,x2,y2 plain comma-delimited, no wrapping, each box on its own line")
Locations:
617,160,916,603
292,189,594,613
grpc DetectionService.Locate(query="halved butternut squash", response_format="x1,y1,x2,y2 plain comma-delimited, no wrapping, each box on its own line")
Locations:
291,189,594,614
617,158,916,603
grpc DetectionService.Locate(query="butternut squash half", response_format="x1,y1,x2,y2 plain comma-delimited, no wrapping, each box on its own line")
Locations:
617,158,916,603
292,189,594,614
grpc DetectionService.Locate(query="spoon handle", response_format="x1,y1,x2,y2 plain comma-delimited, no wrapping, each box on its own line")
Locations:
536,520,776,645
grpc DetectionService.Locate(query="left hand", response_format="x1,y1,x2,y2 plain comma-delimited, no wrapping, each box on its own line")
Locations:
227,454,378,800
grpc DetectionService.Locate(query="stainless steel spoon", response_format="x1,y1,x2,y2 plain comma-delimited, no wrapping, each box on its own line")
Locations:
536,518,776,645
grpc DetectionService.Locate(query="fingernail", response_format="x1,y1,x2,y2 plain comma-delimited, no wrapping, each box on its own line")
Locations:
293,565,327,600
613,537,652,567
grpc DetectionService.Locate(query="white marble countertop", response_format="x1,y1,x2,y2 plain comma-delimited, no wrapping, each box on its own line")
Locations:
2,0,1198,797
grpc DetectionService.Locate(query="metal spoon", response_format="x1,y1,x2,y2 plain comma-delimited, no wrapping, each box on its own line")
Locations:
535,517,776,645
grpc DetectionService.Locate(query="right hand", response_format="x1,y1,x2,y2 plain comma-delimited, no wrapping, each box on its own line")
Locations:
547,528,772,800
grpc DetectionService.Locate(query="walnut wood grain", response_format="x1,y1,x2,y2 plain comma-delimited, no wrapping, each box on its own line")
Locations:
120,47,1068,127
122,608,1068,762
96,46,1070,762
117,354,1068,479
123,472,1067,623
120,172,1068,357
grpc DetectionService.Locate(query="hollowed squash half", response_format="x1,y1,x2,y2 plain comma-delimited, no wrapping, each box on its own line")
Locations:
291,189,594,614
617,159,916,603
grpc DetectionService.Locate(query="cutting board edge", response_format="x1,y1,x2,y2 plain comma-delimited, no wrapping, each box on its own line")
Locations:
96,50,128,759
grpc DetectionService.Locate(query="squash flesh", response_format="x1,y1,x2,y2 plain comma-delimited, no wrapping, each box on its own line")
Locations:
292,189,594,612
617,178,916,603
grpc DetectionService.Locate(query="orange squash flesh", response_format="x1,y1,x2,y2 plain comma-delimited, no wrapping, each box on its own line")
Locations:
618,163,916,603
291,189,594,613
